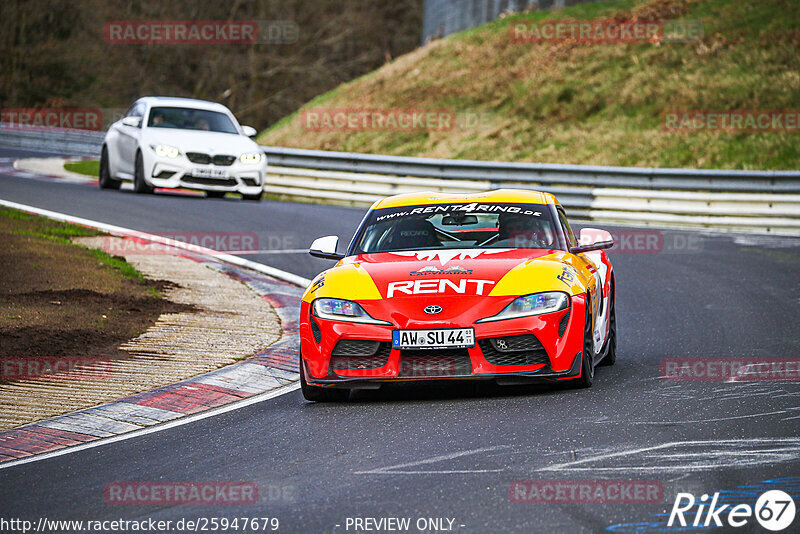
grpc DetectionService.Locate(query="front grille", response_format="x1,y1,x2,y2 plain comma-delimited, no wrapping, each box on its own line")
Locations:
478,335,550,367
331,342,391,371
186,152,211,164
183,176,237,187
212,155,236,166
399,349,472,377
185,153,236,166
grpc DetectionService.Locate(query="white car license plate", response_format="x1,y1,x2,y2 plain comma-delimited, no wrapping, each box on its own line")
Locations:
191,167,229,179
392,328,474,350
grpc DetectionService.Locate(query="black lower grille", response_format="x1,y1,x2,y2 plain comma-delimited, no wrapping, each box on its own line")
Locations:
153,170,176,179
478,335,550,367
331,342,391,371
399,349,472,377
559,309,570,337
241,177,258,187
183,176,237,186
332,339,381,356
310,316,321,343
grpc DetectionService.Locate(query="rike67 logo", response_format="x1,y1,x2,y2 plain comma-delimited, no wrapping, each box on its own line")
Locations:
669,490,796,531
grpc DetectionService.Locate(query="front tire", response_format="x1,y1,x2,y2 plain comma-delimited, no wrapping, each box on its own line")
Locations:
300,359,349,402
98,147,121,190
599,281,616,367
571,295,595,389
133,151,154,194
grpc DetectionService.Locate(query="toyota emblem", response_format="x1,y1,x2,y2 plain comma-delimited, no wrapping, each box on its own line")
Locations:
424,305,443,315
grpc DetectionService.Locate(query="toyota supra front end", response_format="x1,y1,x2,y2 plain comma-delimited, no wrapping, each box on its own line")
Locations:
299,189,616,401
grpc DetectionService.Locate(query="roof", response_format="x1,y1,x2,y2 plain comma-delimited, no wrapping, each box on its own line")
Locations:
134,96,231,113
371,189,558,210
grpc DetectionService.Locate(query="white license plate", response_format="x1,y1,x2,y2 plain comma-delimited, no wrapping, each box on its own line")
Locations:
191,167,229,179
392,328,474,350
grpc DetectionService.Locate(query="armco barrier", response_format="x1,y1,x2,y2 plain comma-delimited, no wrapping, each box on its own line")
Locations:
1,125,798,234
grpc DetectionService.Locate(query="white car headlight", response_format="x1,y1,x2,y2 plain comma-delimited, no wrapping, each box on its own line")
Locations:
152,144,180,158
240,152,262,165
312,298,390,325
477,292,569,323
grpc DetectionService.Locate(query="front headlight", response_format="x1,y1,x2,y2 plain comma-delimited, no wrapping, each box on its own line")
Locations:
152,144,180,158
240,152,262,165
477,291,569,323
312,298,390,325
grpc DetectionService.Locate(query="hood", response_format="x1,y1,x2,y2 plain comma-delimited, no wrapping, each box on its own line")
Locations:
304,248,586,303
143,129,259,155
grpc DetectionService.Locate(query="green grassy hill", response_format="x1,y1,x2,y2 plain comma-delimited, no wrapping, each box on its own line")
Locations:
260,0,799,170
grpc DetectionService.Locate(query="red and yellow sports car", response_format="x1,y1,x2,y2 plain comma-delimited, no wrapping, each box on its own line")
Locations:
299,190,616,401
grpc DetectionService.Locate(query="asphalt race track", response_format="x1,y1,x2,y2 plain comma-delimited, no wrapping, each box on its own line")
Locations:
1,146,799,533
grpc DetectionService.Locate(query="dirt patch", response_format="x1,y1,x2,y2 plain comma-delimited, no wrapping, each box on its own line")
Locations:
0,208,193,364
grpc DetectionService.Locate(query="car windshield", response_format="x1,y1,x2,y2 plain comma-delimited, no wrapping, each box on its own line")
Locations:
146,106,239,134
353,202,558,253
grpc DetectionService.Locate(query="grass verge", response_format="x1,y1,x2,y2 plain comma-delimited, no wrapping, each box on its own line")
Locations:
64,159,99,177
0,206,191,362
260,0,799,170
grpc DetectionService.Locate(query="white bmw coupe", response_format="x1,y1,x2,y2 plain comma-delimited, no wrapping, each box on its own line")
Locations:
100,96,266,200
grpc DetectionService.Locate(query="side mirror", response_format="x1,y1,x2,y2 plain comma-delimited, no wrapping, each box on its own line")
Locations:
121,116,142,128
241,125,257,138
309,235,344,260
571,228,614,254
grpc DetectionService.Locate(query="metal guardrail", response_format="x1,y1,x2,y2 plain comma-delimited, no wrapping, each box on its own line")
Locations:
263,147,800,234
0,125,103,156
2,125,799,234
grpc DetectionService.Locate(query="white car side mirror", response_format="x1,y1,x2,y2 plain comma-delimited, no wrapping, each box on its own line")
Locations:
309,235,344,260
241,125,257,138
572,228,614,253
121,116,142,128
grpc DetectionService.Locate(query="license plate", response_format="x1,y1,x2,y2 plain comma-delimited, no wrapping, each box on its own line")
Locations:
392,328,474,350
191,167,229,179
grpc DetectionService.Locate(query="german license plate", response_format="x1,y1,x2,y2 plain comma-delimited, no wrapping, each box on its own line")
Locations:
191,167,229,179
392,328,474,350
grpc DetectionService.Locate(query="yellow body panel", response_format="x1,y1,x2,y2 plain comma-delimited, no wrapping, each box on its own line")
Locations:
489,251,593,297
302,262,383,303
372,189,558,210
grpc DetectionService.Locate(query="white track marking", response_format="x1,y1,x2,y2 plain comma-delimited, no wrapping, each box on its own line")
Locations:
539,438,800,474
0,198,312,286
354,445,512,475
594,410,789,425
0,384,300,471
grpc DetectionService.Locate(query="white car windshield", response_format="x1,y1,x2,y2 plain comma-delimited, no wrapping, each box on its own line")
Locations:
146,106,239,134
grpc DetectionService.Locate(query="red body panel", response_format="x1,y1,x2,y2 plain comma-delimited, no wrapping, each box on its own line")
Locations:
300,249,592,384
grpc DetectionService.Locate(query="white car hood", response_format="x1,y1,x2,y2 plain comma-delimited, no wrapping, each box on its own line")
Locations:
143,129,260,156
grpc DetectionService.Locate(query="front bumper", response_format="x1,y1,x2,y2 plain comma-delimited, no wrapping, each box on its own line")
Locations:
143,150,266,195
299,295,588,388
